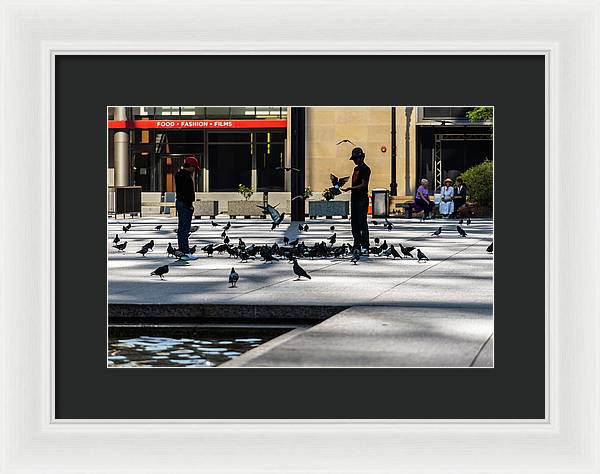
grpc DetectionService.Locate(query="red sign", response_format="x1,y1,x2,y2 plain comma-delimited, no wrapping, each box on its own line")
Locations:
108,119,287,129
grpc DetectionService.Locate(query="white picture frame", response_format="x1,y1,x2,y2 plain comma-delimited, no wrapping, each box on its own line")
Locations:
1,0,598,472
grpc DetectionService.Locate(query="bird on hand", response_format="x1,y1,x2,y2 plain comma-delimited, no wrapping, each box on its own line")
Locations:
150,264,169,280
456,225,467,237
417,249,429,262
113,241,127,252
431,227,442,236
229,267,239,287
292,258,311,280
328,174,350,197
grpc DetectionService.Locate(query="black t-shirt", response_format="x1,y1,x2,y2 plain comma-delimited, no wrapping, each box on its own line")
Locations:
175,168,195,206
351,163,371,198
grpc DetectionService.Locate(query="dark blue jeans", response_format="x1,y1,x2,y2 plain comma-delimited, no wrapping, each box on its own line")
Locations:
176,200,193,253
351,196,370,250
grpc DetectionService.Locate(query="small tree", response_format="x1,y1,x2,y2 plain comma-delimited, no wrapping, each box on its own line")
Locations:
466,106,493,122
461,160,493,206
322,188,335,201
238,183,254,201
303,186,313,200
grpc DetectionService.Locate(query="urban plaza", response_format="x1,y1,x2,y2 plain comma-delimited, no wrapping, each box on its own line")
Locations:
107,106,494,368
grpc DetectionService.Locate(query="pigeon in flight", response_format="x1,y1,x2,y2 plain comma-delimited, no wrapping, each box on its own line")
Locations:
292,258,311,280
228,267,239,287
257,204,285,229
154,224,162,230
467,218,471,225
417,249,429,262
150,264,169,280
431,227,442,236
456,225,467,237
328,174,350,197
486,242,493,253
211,221,220,227
136,246,149,257
275,166,300,172
400,243,415,258
336,139,356,146
113,241,127,252
113,234,120,244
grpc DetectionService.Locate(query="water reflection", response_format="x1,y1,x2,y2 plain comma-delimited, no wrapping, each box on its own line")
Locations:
108,327,287,368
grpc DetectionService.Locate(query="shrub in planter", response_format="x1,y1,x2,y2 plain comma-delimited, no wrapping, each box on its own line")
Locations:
461,160,493,207
238,183,254,201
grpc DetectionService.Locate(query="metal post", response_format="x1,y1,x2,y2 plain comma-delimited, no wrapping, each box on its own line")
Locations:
390,107,398,196
404,106,413,195
290,107,306,221
114,107,130,187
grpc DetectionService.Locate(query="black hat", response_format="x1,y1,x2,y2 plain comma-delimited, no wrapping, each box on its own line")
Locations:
349,147,365,160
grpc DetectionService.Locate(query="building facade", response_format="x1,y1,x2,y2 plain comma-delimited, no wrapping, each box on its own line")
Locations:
107,106,492,210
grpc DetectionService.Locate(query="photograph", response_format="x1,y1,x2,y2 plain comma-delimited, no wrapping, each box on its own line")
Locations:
107,105,494,368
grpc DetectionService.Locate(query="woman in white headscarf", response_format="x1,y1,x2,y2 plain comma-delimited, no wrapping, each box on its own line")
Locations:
439,177,455,217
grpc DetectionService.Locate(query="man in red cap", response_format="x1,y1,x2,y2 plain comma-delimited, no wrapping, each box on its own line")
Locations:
174,156,200,260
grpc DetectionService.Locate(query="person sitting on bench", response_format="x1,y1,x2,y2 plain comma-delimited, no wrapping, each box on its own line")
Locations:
414,178,434,219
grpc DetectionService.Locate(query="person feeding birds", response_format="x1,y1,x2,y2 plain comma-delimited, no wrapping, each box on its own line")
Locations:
342,147,371,255
175,156,200,261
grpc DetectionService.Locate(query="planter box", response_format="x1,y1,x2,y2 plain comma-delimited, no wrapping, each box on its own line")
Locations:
193,200,218,219
308,200,350,219
227,200,266,219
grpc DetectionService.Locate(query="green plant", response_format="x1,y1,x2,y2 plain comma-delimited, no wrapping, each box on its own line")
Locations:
303,186,313,199
465,106,493,122
238,183,254,201
322,188,335,201
460,160,493,206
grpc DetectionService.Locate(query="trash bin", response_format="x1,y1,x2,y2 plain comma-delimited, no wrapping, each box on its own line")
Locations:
371,188,389,218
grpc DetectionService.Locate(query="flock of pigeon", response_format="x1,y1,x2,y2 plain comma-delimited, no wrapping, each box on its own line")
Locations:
110,208,492,288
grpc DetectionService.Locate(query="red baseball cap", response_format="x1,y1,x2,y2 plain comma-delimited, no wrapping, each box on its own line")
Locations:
184,156,200,170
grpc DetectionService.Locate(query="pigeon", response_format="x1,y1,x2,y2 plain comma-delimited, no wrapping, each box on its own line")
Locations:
459,219,463,225
386,222,393,231
330,225,335,232
224,235,230,245
486,242,493,253
374,237,380,244
113,241,127,252
154,225,162,230
189,244,197,255
113,234,120,244
371,220,379,226
292,258,311,280
389,245,402,259
143,240,155,251
202,244,214,257
467,218,471,225
380,240,388,251
214,243,229,253
457,225,467,237
275,166,300,172
283,236,290,245
350,249,360,265
257,204,285,229
189,225,199,233
328,233,337,245
228,267,239,287
303,224,309,232
336,139,356,146
224,222,231,231
431,227,442,236
166,242,175,256
417,249,429,262
150,264,169,280
221,230,227,238
136,246,149,257
239,251,252,262
399,243,415,258
288,238,299,247
238,238,246,248
328,174,350,196
122,225,129,233
298,224,303,231
263,254,279,263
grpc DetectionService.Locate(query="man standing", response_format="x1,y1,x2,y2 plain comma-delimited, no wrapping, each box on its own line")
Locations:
175,156,200,260
343,147,371,254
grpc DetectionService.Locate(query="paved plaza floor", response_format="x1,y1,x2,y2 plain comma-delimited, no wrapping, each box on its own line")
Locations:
108,215,494,367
